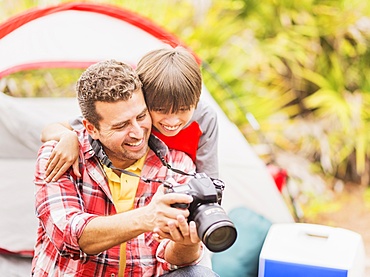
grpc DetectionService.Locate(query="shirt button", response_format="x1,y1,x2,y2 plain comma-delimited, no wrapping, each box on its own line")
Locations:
110,274,115,277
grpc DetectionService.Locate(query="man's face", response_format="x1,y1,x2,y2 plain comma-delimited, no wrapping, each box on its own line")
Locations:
85,90,152,169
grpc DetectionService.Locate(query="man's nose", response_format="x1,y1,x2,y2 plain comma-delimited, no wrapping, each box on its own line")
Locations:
128,121,143,138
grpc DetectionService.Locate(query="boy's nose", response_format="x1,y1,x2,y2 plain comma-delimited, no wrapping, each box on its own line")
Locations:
164,115,180,126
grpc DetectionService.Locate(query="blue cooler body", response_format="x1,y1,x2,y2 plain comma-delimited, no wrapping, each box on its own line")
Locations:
258,223,365,277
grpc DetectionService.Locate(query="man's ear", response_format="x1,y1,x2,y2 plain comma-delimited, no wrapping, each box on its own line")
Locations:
83,119,99,140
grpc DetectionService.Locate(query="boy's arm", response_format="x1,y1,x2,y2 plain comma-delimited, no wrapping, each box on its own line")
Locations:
194,100,219,178
40,121,73,142
41,121,80,182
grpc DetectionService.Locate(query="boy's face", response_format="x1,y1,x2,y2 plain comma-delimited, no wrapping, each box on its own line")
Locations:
150,106,195,137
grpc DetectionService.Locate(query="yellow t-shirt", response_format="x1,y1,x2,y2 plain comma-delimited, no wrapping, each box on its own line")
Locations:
103,153,147,277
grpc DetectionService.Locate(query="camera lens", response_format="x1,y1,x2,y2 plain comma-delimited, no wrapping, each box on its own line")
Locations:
204,221,237,252
192,204,237,252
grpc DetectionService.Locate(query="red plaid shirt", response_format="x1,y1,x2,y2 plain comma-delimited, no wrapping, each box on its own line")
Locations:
32,129,196,277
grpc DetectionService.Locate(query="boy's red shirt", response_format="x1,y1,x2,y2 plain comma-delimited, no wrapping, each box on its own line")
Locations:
151,121,202,163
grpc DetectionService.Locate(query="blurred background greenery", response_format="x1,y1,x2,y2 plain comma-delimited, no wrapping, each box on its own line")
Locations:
2,0,370,220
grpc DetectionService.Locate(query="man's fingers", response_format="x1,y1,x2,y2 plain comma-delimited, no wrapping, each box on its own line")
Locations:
153,227,171,240
189,221,200,243
168,220,182,241
176,215,190,237
163,193,193,207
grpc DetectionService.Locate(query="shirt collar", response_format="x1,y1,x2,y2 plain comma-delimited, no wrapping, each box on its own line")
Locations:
125,151,147,172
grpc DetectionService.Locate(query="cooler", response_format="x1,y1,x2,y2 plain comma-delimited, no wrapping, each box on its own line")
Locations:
258,223,366,277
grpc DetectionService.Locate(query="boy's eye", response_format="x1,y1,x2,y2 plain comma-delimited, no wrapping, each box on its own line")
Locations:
179,107,191,112
153,108,165,113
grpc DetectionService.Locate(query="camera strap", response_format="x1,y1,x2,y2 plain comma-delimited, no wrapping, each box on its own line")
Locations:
88,134,195,185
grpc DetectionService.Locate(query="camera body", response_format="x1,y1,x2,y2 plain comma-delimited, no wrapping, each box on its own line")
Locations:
169,172,223,210
166,173,237,252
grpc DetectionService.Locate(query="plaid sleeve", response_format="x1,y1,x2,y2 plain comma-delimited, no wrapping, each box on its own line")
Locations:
34,141,97,257
156,239,204,271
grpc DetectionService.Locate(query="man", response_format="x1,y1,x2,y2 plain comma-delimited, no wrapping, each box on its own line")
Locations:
32,59,217,276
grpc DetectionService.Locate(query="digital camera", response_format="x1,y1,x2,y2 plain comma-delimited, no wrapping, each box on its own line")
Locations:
166,173,237,252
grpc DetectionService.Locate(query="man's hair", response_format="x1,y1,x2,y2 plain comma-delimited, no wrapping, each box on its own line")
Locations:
136,46,202,114
76,59,142,129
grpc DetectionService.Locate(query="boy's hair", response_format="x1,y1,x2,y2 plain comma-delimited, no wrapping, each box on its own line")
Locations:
76,59,142,129
136,46,202,114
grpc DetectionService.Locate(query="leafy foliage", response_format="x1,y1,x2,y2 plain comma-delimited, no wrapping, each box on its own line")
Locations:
2,0,370,193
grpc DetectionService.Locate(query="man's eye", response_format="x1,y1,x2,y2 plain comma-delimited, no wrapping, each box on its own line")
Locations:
138,113,147,120
114,124,127,130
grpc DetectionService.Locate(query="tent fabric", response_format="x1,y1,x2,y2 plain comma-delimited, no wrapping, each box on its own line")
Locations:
0,2,293,272
0,92,80,158
0,2,190,79
0,254,32,276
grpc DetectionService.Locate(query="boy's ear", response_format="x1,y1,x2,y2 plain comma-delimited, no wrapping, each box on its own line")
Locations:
83,119,99,140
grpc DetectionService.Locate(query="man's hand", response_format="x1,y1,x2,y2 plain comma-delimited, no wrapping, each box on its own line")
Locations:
143,185,193,233
155,214,203,267
151,187,203,266
153,215,200,246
